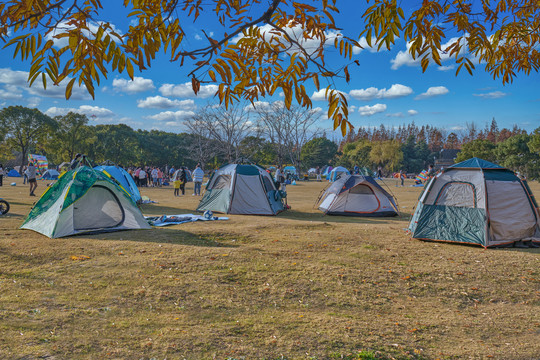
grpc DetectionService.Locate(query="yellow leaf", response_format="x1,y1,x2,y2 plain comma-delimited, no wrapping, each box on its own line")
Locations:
312,74,320,90
66,78,76,99
340,117,347,136
71,255,91,261
126,59,134,79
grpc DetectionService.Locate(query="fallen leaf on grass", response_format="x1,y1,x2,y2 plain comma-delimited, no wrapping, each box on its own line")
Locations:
70,255,91,261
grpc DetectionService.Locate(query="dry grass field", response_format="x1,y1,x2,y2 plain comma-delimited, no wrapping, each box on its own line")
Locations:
0,175,539,359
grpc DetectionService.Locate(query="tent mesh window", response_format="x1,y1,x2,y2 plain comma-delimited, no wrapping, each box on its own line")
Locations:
434,181,477,208
73,185,125,230
348,184,375,195
210,175,231,189
262,175,276,193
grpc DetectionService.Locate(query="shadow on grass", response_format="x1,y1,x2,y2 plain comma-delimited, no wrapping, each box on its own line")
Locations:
277,209,412,225
139,203,197,215
1,212,25,218
417,238,540,253
3,201,30,206
83,228,239,248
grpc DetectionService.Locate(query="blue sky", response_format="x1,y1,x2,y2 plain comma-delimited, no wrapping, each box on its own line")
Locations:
0,2,538,137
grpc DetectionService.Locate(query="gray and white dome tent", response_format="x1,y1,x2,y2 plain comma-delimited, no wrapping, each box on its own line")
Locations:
318,174,399,216
408,157,540,248
197,163,286,215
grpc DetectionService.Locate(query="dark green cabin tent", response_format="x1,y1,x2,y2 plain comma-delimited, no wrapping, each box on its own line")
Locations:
408,158,540,248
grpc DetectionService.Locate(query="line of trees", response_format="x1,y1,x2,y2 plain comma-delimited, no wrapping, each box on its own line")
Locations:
0,104,324,171
1,105,539,179
335,119,540,179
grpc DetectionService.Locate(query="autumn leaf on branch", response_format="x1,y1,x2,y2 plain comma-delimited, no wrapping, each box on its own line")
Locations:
1,0,539,135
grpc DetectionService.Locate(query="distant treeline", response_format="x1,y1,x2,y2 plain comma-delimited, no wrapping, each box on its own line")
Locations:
1,106,539,179
336,119,540,179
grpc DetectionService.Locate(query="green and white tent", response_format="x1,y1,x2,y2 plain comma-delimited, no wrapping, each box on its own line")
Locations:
21,166,151,238
197,164,286,215
408,158,540,248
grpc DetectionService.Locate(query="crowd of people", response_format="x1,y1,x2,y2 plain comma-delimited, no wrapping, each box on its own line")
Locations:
4,158,439,198
124,163,206,197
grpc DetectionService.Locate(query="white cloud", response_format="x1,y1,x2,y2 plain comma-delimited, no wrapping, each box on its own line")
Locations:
473,91,507,99
311,88,348,101
137,96,196,109
437,65,455,71
159,82,218,99
45,105,115,123
0,68,28,85
0,87,23,100
355,36,390,54
164,121,183,128
358,103,387,116
28,78,92,100
349,84,413,101
113,77,155,94
391,36,464,70
415,86,449,100
232,24,384,58
195,34,202,40
244,101,272,111
145,110,196,122
386,112,404,117
27,97,41,108
45,20,123,48
0,67,91,100
407,109,418,116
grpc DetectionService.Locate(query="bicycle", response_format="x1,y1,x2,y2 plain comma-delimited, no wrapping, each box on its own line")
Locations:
0,198,10,215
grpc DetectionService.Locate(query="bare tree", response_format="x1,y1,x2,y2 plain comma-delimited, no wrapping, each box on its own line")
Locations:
254,102,321,170
183,116,218,166
187,104,253,163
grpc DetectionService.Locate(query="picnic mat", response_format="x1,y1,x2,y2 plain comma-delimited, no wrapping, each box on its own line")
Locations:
145,214,228,227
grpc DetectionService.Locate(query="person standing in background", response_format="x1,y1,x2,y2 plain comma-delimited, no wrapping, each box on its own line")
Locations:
179,167,187,195
0,164,4,186
27,162,37,196
139,167,147,187
173,167,181,197
151,167,158,187
22,166,28,184
275,166,286,192
192,163,204,196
